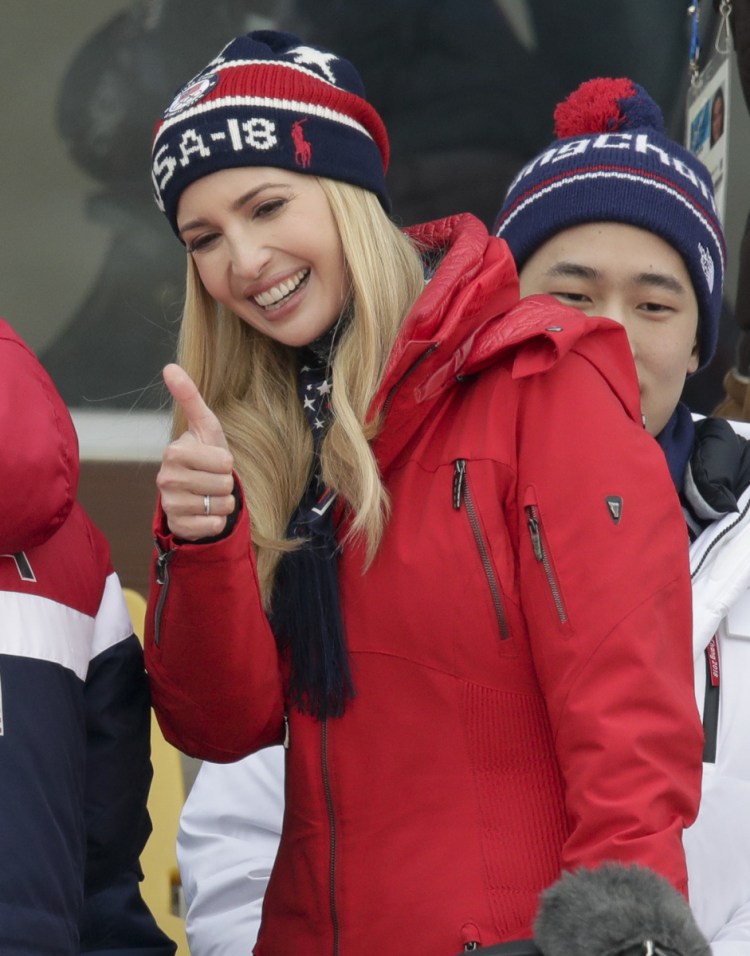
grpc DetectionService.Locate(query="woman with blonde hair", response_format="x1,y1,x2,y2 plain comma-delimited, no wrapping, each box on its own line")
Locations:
170,175,424,622
145,31,702,955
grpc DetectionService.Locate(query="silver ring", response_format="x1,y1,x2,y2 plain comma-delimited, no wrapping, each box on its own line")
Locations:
203,494,211,516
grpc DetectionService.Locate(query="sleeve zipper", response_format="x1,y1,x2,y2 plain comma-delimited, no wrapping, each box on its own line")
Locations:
153,542,175,647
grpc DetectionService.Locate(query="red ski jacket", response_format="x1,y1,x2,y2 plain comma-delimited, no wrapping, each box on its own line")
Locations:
146,215,702,955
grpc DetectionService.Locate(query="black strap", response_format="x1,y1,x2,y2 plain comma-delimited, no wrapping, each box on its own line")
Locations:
702,640,720,763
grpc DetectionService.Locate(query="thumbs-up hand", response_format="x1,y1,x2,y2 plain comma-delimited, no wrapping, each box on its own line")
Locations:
157,364,236,541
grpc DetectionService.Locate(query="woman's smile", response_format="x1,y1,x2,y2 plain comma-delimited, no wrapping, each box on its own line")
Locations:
250,268,311,312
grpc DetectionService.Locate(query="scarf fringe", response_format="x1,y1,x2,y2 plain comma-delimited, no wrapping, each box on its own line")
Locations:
271,531,355,720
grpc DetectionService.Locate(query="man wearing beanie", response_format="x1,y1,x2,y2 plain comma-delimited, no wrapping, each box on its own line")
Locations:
496,76,750,954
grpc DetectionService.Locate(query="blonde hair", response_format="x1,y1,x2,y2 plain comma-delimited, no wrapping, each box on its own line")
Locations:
172,179,424,606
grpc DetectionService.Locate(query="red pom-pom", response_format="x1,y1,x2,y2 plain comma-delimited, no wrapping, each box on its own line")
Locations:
553,77,637,139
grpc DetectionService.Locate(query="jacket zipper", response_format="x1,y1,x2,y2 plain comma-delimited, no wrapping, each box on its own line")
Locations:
153,542,175,646
453,460,509,640
525,505,567,624
321,718,340,955
461,919,481,949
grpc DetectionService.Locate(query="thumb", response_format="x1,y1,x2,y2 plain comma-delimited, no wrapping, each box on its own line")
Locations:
163,363,229,449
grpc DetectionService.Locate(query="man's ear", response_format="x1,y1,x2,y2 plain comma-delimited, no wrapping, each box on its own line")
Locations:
688,336,700,375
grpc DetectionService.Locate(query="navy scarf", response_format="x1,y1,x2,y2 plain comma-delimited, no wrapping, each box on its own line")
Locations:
655,401,695,492
270,339,354,720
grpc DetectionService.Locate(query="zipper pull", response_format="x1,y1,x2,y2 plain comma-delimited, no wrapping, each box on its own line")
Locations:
461,922,481,949
283,714,290,749
154,543,174,585
527,510,543,561
453,459,466,509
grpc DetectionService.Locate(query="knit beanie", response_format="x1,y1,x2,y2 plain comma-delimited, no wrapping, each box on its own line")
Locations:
151,30,390,237
494,77,725,369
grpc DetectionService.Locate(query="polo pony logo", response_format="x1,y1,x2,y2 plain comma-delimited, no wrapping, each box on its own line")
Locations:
292,118,312,168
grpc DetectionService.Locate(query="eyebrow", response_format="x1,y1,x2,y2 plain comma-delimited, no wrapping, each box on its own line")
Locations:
545,262,600,281
544,261,687,295
178,182,291,236
633,271,687,295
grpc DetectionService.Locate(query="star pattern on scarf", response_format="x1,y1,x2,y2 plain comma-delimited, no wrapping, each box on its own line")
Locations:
299,366,332,432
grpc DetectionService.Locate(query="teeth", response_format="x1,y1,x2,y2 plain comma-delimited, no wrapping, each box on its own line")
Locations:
254,269,308,308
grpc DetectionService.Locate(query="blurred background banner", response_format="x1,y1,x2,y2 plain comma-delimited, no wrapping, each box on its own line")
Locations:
5,0,744,422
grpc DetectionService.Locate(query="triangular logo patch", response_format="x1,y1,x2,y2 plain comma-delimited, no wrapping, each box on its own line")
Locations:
606,496,623,524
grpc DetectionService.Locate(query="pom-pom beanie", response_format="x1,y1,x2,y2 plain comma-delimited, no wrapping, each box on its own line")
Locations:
494,77,725,368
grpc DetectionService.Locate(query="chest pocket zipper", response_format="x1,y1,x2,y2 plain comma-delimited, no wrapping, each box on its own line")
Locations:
453,459,509,640
525,505,567,624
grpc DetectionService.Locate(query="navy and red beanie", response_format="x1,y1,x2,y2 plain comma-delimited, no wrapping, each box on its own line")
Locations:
151,30,390,238
494,77,726,369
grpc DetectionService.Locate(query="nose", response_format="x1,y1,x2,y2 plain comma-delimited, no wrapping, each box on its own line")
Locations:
599,305,636,358
227,233,271,280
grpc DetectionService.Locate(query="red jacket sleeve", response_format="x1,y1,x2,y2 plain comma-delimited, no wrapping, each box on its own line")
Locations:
514,323,702,897
144,487,285,761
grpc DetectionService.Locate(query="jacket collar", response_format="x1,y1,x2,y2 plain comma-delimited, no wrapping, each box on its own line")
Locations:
369,214,639,473
367,214,511,471
690,485,750,653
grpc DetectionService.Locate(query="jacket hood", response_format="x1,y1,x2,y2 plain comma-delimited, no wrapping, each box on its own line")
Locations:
370,214,640,472
0,318,79,551
375,214,519,403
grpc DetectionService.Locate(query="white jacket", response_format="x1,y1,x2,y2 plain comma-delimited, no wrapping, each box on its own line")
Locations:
177,746,284,954
683,422,750,955
177,425,750,956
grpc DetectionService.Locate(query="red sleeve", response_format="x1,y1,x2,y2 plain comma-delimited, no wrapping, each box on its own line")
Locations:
144,487,285,762
514,324,702,897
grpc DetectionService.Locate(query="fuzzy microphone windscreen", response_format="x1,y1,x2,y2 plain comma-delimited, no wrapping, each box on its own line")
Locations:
533,863,711,956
